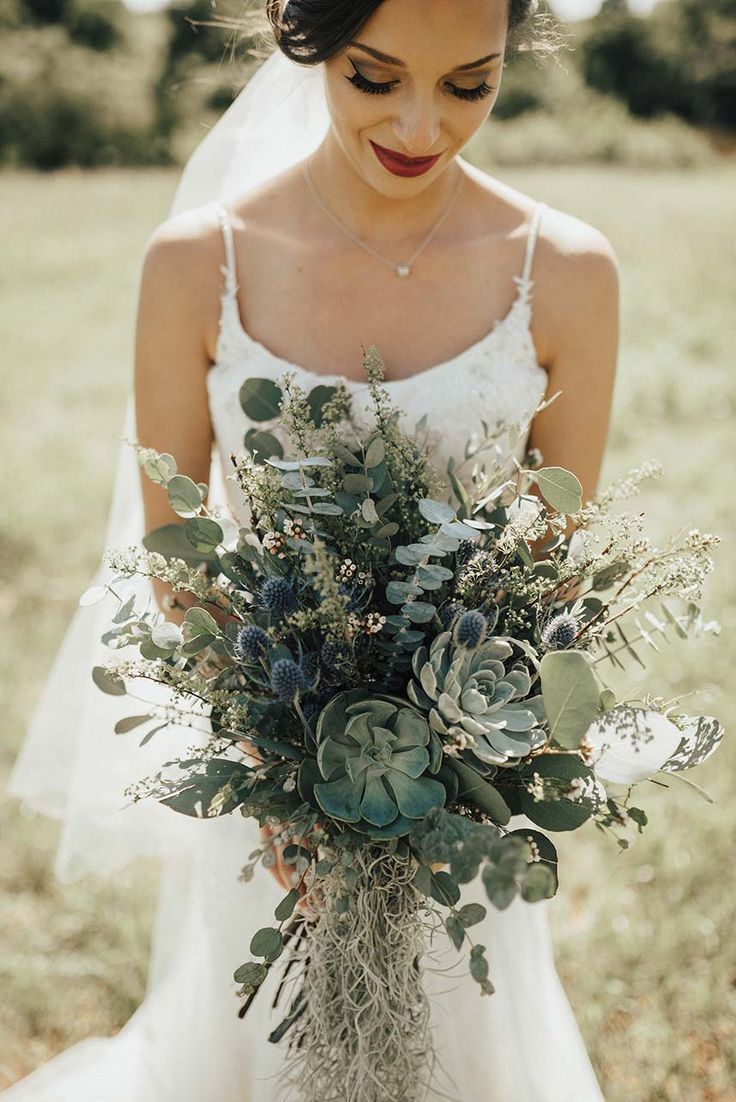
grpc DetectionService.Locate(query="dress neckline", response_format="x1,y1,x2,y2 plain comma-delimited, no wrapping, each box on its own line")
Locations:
209,196,548,389
212,270,540,390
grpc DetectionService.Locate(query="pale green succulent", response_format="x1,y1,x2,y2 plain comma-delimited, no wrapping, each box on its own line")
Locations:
312,688,452,836
407,630,546,767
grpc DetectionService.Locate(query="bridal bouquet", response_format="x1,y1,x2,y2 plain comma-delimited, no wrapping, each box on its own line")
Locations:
88,347,723,1102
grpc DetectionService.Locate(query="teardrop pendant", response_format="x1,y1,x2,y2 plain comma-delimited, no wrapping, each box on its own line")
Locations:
396,265,411,278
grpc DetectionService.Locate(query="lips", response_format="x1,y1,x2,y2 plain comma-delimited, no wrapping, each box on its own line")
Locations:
370,141,442,178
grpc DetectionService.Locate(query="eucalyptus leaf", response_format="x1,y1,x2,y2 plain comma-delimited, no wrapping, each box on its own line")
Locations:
343,474,374,494
233,961,268,988
240,377,282,422
540,651,599,750
185,607,220,636
307,384,337,428
244,428,283,463
114,714,151,734
92,666,126,696
445,914,465,950
418,498,456,525
274,889,301,921
184,517,223,553
402,601,437,624
531,467,583,514
249,927,284,962
365,437,386,468
167,475,203,517
151,622,183,650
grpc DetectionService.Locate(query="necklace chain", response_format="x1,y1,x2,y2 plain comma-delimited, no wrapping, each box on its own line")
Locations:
302,158,464,278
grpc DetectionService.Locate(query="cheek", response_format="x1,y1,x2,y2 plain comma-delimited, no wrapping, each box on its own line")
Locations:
325,78,383,137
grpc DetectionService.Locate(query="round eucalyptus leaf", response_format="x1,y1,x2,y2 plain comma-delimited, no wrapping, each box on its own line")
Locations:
361,498,379,524
307,384,337,428
92,666,126,696
233,961,268,988
244,427,283,464
540,650,600,750
402,601,438,624
166,475,203,517
250,926,284,962
418,498,455,525
78,585,107,607
531,467,583,514
151,622,183,650
185,607,220,636
184,517,224,554
239,377,282,422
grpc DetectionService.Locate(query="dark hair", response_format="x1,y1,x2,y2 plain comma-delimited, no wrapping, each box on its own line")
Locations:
265,0,565,66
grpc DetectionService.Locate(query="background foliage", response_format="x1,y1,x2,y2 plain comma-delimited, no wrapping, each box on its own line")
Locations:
0,0,733,169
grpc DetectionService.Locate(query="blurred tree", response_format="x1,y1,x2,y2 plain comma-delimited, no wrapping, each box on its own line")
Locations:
579,0,735,128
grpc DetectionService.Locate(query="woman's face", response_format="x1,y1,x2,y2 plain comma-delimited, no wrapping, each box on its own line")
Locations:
322,0,508,193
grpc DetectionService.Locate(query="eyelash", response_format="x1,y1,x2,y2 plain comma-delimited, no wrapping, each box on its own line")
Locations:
345,63,495,103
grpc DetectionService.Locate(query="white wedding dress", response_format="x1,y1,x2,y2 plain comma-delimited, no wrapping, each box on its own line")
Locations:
3,196,606,1102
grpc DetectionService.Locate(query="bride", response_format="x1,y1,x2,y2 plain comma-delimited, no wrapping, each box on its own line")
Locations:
4,0,619,1099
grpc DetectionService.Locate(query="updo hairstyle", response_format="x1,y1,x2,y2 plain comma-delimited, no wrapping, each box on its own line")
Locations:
265,0,565,66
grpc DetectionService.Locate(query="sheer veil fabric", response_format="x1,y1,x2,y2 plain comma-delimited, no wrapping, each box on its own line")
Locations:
5,47,331,881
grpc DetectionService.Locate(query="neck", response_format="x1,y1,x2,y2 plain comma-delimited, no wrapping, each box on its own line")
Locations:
306,129,463,247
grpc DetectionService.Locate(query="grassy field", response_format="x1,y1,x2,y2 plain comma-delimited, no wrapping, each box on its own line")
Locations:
1,163,734,1099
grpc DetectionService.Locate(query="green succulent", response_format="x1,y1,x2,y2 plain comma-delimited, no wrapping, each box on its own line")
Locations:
407,630,546,767
309,688,452,837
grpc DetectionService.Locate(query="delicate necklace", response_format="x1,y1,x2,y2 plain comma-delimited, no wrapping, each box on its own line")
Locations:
301,158,464,278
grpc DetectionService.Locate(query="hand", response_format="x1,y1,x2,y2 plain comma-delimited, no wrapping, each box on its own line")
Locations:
259,822,311,899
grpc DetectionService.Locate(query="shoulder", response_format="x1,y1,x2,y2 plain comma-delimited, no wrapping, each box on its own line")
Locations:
139,201,229,359
142,200,224,290
533,202,620,369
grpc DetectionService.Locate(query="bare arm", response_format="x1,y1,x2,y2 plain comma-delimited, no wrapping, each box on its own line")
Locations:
133,211,219,624
527,215,620,555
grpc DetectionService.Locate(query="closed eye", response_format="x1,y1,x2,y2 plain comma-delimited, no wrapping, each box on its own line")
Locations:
345,62,495,103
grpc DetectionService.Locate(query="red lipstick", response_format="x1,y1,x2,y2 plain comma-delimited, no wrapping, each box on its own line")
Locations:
370,140,442,178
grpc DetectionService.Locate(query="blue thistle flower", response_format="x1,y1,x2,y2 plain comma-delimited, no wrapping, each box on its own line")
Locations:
453,609,488,649
320,639,350,667
234,624,269,663
301,651,320,690
541,612,579,651
259,577,298,621
439,601,466,630
270,658,306,703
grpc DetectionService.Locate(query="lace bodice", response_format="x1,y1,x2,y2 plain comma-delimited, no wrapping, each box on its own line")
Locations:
206,198,549,524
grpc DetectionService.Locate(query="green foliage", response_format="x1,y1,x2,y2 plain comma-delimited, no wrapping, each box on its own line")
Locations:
539,651,600,750
0,18,174,168
579,0,736,129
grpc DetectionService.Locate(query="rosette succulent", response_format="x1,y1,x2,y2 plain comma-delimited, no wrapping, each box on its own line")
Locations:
407,630,547,767
303,689,455,839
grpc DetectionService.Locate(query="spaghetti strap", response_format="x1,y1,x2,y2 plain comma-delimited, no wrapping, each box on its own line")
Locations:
213,200,239,295
520,201,546,287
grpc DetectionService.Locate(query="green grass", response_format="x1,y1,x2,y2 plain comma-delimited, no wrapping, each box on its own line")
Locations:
1,163,735,1098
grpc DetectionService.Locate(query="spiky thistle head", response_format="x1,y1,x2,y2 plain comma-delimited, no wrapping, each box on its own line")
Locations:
453,609,488,649
541,611,579,650
235,624,270,663
259,577,298,621
438,600,466,631
270,658,306,703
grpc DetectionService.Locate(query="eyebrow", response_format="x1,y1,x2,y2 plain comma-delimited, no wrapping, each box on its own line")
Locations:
347,41,501,72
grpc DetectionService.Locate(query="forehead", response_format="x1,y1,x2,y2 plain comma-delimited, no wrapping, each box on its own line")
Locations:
354,0,508,68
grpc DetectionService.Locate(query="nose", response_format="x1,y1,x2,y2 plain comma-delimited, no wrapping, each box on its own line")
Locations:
391,91,442,156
